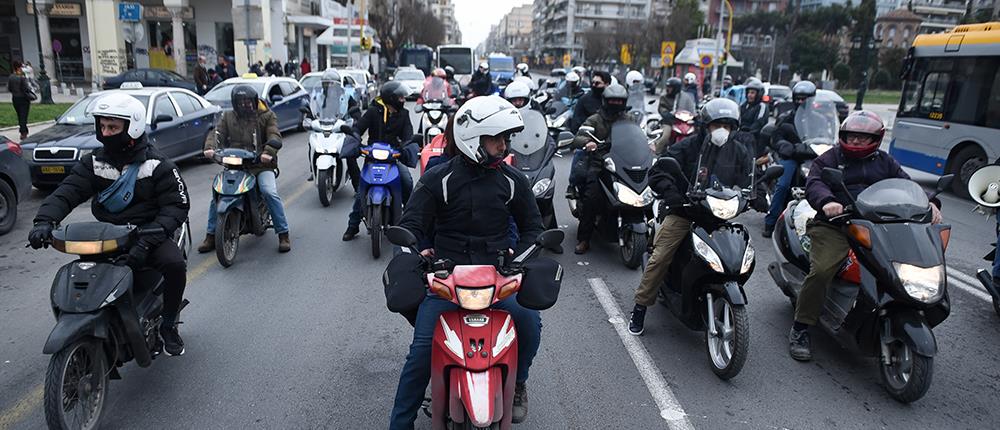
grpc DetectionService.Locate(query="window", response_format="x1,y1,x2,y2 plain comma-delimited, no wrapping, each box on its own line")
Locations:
919,72,949,115
278,81,300,96
153,95,176,120
946,57,999,125
986,69,1000,129
267,83,284,101
171,92,202,116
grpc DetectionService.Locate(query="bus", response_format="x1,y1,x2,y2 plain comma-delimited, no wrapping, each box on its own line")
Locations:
437,45,474,77
889,22,1000,198
399,45,434,76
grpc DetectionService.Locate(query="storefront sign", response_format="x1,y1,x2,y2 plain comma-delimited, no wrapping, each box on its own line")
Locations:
119,3,142,22
26,3,82,16
97,48,127,76
143,6,194,20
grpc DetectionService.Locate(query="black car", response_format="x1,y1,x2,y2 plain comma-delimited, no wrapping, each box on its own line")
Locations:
20,86,221,188
0,136,33,235
102,68,197,92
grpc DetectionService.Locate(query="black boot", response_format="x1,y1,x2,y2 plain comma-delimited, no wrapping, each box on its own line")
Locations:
342,225,360,241
629,304,647,335
762,224,774,238
788,327,812,361
512,382,528,423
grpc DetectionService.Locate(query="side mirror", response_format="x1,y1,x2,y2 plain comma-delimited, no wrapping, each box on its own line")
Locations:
299,106,311,115
340,124,354,135
414,104,423,113
534,229,565,252
270,94,284,103
930,173,955,200
386,226,418,248
760,164,785,183
152,114,173,129
821,167,844,186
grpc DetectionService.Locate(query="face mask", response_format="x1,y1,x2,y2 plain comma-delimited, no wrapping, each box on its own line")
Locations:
710,128,730,146
591,86,604,96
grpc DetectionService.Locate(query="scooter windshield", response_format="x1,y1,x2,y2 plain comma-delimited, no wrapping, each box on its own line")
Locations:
511,109,549,157
794,98,839,146
855,178,930,222
317,84,347,122
609,121,654,186
421,77,451,104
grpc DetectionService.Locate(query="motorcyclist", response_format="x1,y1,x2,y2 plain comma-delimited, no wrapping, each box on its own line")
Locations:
565,70,611,200
516,62,530,78
739,78,769,140
762,80,817,238
503,80,534,110
558,70,585,106
416,68,452,105
342,81,416,241
443,65,461,96
468,61,495,97
572,65,589,87
625,70,645,112
570,83,630,254
307,69,361,186
683,72,700,101
627,98,754,335
389,95,544,428
199,84,291,253
652,77,698,154
29,93,191,356
788,110,942,361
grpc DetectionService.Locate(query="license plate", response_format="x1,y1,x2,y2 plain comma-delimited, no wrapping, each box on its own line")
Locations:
40,166,65,174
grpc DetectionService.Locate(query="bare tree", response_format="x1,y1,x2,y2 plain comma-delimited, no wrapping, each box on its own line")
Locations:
369,0,445,64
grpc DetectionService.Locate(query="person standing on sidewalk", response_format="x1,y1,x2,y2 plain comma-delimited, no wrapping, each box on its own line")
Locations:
7,60,33,141
194,56,209,95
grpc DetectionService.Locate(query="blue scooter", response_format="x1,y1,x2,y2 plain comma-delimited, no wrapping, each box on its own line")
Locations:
211,147,280,267
359,142,403,258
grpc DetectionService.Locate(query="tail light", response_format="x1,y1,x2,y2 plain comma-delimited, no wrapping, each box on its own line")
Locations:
5,140,22,157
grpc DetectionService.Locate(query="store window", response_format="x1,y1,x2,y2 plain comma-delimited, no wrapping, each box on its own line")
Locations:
147,20,198,78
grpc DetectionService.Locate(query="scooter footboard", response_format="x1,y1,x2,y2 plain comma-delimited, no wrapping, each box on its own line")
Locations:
449,367,507,427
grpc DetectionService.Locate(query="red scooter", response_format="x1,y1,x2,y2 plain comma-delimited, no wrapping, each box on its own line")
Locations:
386,226,564,429
667,110,696,146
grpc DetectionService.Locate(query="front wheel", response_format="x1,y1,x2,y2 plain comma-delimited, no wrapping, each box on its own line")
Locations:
880,340,934,403
620,230,647,269
318,168,335,207
216,210,242,268
705,296,750,380
370,207,382,259
44,338,108,430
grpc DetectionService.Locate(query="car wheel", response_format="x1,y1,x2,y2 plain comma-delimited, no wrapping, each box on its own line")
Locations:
0,179,17,235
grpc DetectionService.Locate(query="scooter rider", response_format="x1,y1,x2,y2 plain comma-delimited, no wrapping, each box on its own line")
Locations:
389,95,544,428
28,93,191,356
200,84,292,253
788,110,942,361
443,65,461,96
342,81,415,241
308,69,360,185
658,77,697,118
468,62,495,97
739,78,768,138
762,80,817,238
683,72,700,101
628,98,754,335
516,62,530,78
571,83,630,254
567,70,606,133
503,80,534,110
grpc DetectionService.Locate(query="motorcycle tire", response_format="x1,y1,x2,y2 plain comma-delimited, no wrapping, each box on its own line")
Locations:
44,338,108,430
705,297,750,380
216,210,242,268
318,168,335,207
879,340,933,403
371,207,382,259
620,230,647,270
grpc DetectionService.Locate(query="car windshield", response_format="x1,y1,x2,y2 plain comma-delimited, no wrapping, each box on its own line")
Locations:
769,87,791,99
343,71,366,85
395,70,424,81
300,76,322,92
205,82,266,103
58,94,150,125
489,58,514,72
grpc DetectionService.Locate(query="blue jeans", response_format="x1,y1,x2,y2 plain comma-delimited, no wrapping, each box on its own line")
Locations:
207,170,289,234
389,295,542,429
765,159,800,229
348,163,413,228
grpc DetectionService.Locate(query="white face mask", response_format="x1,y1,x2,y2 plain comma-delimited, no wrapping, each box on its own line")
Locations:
710,128,730,146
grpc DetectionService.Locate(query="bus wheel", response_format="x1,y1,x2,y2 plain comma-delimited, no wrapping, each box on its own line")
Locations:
950,146,986,200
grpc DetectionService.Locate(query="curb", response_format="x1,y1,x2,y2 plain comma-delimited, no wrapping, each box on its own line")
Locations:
0,120,55,133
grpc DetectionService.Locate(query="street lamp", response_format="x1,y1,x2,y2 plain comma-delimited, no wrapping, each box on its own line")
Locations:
851,35,881,111
31,0,54,104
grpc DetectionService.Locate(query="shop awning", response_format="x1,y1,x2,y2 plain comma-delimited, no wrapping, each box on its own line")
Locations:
286,15,331,29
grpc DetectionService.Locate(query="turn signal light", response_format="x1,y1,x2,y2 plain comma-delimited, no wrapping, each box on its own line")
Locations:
431,280,453,301
496,281,519,300
939,227,951,250
848,224,872,248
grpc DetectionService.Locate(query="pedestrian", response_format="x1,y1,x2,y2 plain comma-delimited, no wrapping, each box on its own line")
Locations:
206,68,223,92
194,55,209,95
216,55,237,79
273,59,283,77
7,60,35,141
21,61,35,80
300,57,311,75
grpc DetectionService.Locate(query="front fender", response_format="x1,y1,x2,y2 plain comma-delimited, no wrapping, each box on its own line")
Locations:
216,195,245,215
368,186,388,206
43,312,109,354
887,310,937,357
316,154,337,171
709,280,747,305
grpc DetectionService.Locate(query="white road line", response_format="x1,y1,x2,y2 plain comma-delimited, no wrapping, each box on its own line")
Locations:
588,278,695,430
947,268,994,302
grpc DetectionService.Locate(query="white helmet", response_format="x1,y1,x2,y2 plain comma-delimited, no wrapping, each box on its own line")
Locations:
572,66,586,76
453,96,524,165
90,92,146,139
514,75,537,91
503,80,531,100
684,72,697,84
516,63,529,74
479,61,489,72
565,71,580,83
626,70,643,87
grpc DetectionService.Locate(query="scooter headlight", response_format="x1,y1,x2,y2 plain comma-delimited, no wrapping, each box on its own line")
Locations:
532,178,552,197
371,149,391,160
222,156,243,166
893,263,944,303
692,233,725,273
428,110,443,121
456,287,494,310
740,243,755,274
706,195,740,220
614,183,654,207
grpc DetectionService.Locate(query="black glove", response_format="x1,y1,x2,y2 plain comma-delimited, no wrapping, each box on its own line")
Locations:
28,222,54,249
340,124,354,135
118,240,151,270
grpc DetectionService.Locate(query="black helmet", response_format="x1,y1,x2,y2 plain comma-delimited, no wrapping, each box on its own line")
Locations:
792,80,817,104
601,83,629,116
699,98,740,129
665,77,682,95
231,84,259,118
379,81,408,110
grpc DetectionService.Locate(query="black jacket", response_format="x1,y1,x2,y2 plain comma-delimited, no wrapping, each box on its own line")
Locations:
651,131,753,210
569,90,602,133
770,108,811,161
468,71,494,96
353,100,413,148
739,101,768,136
398,157,543,264
34,139,190,248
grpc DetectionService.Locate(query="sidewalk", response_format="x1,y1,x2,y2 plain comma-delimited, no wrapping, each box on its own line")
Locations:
0,88,85,142
0,89,86,104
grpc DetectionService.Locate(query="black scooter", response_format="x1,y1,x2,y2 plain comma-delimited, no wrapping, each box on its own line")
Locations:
768,169,954,403
656,158,784,379
511,107,559,230
39,221,191,429
210,145,282,267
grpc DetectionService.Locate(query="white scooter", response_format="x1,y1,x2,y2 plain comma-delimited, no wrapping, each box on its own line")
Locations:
301,83,358,207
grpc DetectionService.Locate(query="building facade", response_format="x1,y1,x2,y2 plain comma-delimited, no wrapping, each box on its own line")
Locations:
429,0,461,45
484,4,532,59
875,8,923,49
531,0,653,65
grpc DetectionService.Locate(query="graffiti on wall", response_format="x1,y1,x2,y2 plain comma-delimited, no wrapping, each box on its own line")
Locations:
198,45,217,64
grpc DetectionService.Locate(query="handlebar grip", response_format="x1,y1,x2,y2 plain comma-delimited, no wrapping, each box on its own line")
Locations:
137,226,165,236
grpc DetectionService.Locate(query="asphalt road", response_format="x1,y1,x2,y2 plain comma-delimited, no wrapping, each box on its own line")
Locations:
1,103,998,429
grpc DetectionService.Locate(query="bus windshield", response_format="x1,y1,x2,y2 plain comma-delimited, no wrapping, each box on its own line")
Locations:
438,48,473,75
489,57,514,72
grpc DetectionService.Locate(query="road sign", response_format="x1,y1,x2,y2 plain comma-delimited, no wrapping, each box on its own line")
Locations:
620,44,632,65
118,3,141,22
660,41,676,67
562,53,571,68
699,54,713,69
52,40,63,55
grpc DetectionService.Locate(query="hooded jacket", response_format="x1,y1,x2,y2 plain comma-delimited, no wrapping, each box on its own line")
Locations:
204,100,282,174
352,98,413,148
650,129,753,212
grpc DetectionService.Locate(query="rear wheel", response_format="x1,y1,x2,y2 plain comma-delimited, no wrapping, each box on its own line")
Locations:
705,296,750,380
44,338,108,430
318,168,334,207
216,210,241,267
370,207,382,259
880,339,934,403
620,230,647,269
950,146,987,199
0,179,16,235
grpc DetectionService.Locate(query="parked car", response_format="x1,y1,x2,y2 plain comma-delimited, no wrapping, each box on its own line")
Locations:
20,85,221,189
391,67,425,100
102,68,197,92
0,136,32,235
204,76,311,133
340,68,376,106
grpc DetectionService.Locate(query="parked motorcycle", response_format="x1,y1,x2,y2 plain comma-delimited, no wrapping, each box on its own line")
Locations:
768,169,954,403
386,226,564,430
510,107,559,230
211,147,280,267
39,220,191,429
360,143,405,259
656,158,784,379
568,120,655,269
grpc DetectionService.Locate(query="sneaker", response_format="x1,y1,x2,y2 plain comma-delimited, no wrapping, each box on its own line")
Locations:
788,327,812,361
762,225,774,239
629,304,646,335
197,234,215,253
574,241,590,254
278,233,291,253
512,382,528,423
160,323,185,356
342,225,359,241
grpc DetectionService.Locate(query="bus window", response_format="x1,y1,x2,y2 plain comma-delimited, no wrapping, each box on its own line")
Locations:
987,70,1000,129
947,57,998,126
919,72,949,116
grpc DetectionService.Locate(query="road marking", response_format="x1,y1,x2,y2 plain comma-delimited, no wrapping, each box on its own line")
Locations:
0,385,42,430
947,268,994,302
588,278,695,430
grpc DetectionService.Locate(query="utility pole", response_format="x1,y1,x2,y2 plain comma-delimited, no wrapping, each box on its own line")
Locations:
768,32,778,83
244,0,252,67
347,0,353,67
711,0,725,95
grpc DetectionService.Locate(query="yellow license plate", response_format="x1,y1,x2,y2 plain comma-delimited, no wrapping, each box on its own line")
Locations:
40,166,65,174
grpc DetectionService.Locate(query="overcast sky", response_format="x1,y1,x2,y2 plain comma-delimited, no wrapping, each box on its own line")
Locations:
454,0,532,48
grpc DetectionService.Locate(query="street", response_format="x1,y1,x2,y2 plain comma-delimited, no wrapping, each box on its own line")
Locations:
1,104,999,430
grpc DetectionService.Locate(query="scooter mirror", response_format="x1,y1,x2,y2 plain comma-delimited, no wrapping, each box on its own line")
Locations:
414,105,423,113
534,229,565,251
821,167,845,186
936,174,955,194
545,106,556,115
761,164,785,182
386,226,418,248
340,124,354,135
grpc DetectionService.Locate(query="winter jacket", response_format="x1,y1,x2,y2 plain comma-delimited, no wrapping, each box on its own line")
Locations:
571,111,626,177
569,90,602,134
805,147,912,221
352,99,413,148
6,74,30,99
34,140,190,249
739,101,768,136
650,130,753,211
194,65,209,94
204,102,282,174
468,71,495,96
